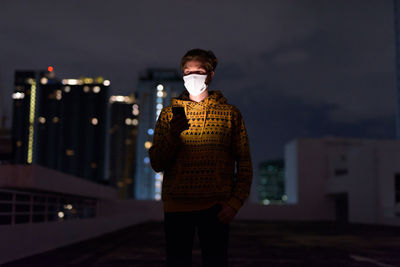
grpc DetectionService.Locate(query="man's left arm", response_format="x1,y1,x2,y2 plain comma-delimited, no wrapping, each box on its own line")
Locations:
226,109,253,213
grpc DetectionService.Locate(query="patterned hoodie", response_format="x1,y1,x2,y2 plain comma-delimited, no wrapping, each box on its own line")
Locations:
149,90,253,213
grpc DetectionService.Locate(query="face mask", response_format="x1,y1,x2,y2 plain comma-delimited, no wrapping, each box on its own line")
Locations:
183,74,208,96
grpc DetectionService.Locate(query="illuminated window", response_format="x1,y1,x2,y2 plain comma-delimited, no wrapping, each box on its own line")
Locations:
64,86,71,93
103,80,110,86
56,90,62,100
93,86,101,93
12,92,25,99
52,117,59,123
144,141,152,149
40,77,48,84
91,118,98,125
132,119,139,126
66,149,75,156
38,117,46,123
132,104,139,115
83,86,90,93
125,118,132,125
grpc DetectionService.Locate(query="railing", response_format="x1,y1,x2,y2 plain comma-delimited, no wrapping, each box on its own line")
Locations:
0,189,98,225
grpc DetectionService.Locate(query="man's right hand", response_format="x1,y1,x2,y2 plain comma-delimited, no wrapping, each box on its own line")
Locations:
169,114,190,138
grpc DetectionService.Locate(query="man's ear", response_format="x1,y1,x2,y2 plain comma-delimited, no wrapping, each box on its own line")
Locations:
206,71,214,85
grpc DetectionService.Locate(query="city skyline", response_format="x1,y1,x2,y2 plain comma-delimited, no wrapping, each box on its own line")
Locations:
0,0,397,179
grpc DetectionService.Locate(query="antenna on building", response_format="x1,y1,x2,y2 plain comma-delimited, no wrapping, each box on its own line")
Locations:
393,0,400,139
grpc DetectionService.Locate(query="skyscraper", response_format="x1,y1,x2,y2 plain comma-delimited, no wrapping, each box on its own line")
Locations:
258,159,286,205
109,94,139,198
135,69,184,200
59,77,110,183
12,69,111,183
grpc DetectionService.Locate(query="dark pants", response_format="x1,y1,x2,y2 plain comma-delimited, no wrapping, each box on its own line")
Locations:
164,203,230,267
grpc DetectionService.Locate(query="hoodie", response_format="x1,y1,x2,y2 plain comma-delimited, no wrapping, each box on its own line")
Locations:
149,90,253,213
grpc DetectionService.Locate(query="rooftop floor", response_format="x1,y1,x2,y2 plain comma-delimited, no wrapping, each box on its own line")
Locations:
4,220,400,266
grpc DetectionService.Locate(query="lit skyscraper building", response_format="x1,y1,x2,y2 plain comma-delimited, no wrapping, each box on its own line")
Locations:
109,93,139,198
12,68,111,183
135,69,184,200
258,159,286,205
59,77,110,182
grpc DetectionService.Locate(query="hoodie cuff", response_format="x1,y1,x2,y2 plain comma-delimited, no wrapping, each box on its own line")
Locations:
226,197,243,213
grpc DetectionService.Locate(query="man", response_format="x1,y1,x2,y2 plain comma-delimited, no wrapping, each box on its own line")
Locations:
149,48,252,267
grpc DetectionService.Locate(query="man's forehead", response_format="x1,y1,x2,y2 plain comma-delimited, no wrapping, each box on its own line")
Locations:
184,60,206,69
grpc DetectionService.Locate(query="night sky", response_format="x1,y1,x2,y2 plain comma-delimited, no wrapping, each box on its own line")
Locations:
0,0,397,181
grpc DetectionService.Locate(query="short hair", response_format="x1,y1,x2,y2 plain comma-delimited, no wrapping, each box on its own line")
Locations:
180,49,218,73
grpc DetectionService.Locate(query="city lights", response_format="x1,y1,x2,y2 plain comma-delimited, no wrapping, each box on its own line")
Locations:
91,118,98,125
64,86,71,93
38,117,46,123
132,104,139,115
48,66,54,72
83,86,90,93
103,80,111,86
155,84,164,121
40,77,48,84
12,92,25,99
93,86,101,93
62,79,83,85
56,90,62,100
27,80,37,164
144,141,152,149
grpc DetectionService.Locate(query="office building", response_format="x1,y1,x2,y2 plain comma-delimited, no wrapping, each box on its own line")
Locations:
258,159,286,205
135,69,184,200
109,93,139,198
12,68,111,183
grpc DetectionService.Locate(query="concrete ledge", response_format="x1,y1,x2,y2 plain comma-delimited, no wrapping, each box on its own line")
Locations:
0,164,117,199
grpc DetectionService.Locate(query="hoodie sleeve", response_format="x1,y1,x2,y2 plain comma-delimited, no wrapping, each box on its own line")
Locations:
226,108,253,212
149,108,182,172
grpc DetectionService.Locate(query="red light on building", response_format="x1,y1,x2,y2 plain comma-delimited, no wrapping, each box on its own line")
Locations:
48,66,54,72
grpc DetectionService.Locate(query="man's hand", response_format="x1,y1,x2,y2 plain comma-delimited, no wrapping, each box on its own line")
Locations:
217,202,237,224
170,114,190,138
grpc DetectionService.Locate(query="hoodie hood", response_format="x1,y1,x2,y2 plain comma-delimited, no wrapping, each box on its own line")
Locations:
171,90,227,108
171,90,227,138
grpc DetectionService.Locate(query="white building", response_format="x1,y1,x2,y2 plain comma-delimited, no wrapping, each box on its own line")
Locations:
285,137,400,226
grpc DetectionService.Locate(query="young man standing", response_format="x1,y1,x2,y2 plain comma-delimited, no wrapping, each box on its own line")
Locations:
149,49,253,267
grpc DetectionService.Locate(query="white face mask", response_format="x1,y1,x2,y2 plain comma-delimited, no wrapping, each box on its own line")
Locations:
183,74,208,96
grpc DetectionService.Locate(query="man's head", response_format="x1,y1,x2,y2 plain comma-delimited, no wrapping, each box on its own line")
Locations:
181,49,218,85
